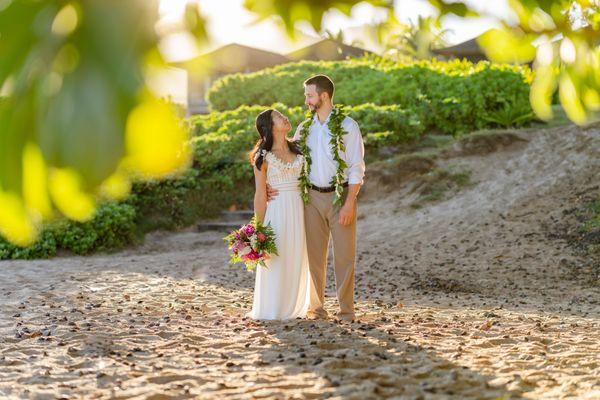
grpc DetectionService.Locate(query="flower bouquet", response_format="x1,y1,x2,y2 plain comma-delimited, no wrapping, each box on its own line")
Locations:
224,216,278,271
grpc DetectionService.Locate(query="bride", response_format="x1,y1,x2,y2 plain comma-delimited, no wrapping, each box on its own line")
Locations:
245,109,310,320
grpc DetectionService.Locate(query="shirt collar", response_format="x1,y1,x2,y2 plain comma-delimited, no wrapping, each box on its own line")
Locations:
313,108,333,126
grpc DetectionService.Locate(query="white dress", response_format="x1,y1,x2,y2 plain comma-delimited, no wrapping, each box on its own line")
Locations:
246,151,311,320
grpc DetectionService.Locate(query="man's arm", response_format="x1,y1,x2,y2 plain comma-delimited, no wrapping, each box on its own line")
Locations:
345,120,366,187
339,120,365,226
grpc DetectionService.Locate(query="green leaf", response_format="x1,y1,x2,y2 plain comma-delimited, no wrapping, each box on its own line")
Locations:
184,2,208,44
427,0,479,17
243,0,393,36
477,27,537,64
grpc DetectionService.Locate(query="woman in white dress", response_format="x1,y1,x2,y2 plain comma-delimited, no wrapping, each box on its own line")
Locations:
246,109,311,320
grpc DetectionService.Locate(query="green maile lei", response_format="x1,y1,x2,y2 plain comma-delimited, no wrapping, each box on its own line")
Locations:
298,105,348,206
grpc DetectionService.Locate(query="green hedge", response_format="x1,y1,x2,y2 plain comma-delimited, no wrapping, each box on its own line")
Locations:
207,57,534,135
127,102,425,232
105,101,422,238
191,101,423,145
190,102,423,179
0,202,138,260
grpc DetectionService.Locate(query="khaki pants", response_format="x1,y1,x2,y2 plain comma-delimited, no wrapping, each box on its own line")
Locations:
304,187,357,320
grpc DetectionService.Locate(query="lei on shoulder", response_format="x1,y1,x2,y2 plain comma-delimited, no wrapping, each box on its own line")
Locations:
298,105,348,206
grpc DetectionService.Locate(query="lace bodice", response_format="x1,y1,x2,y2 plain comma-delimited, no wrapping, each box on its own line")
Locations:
264,151,305,186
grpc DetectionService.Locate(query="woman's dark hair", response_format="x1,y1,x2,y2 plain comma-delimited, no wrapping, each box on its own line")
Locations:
250,109,301,170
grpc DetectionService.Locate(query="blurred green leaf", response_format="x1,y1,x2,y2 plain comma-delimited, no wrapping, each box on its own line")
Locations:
0,0,192,246
462,1,600,124
478,28,537,64
184,2,208,44
243,0,392,35
427,0,479,17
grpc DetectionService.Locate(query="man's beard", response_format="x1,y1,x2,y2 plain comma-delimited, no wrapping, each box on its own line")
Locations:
309,99,323,112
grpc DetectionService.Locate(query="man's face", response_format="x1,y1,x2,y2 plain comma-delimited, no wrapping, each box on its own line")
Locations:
304,84,323,112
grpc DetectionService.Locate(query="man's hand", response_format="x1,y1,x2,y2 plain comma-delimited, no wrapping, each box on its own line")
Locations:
339,200,356,226
266,183,279,202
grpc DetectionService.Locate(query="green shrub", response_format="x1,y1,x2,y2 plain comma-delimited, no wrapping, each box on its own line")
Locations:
0,229,57,260
132,101,426,226
349,104,422,146
0,202,137,259
55,202,138,255
126,168,252,231
207,57,533,135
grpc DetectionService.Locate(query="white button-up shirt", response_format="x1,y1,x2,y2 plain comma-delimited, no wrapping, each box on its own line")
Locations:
293,111,366,187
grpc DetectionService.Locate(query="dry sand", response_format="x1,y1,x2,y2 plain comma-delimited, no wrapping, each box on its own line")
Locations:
1,124,599,399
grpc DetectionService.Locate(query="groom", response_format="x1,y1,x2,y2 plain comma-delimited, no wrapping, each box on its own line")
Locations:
267,74,365,323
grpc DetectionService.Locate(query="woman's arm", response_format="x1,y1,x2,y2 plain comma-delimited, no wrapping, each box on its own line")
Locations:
253,161,268,223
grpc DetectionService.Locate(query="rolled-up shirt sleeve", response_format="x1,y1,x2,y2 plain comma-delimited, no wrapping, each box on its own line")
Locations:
344,119,366,185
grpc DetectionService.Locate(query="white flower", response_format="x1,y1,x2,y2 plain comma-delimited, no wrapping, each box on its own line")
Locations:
250,234,258,248
238,245,251,256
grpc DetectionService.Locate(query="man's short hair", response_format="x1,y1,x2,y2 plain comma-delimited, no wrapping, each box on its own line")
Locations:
304,74,334,99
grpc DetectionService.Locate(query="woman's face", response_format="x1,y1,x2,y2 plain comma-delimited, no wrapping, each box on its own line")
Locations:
271,110,291,135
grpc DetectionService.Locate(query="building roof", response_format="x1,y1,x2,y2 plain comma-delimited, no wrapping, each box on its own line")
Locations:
431,37,485,57
286,39,372,61
173,43,292,77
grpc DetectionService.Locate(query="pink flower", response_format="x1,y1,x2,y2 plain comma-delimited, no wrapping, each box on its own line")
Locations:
246,250,261,261
257,232,267,242
243,224,255,235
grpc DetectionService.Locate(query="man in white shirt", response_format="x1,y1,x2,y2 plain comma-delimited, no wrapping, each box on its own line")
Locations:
267,74,366,323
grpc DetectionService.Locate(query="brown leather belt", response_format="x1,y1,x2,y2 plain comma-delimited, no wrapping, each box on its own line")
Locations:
309,182,349,193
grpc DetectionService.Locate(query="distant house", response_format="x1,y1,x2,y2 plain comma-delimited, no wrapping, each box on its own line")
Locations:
174,39,372,115
173,44,291,114
431,37,487,62
287,39,373,61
